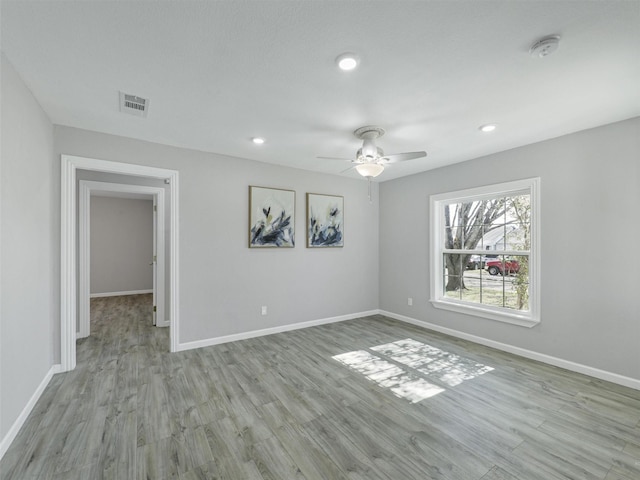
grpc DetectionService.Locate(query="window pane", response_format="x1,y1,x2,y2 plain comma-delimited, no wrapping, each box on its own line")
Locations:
462,202,484,249
465,254,482,271
461,269,481,303
444,203,463,249
444,203,463,225
444,224,463,249
443,276,461,300
506,223,529,251
510,255,529,276
460,287,478,303
461,200,484,228
483,223,507,251
488,199,507,226
481,197,506,252
444,251,463,300
484,254,505,276
506,194,530,250
444,253,463,274
508,255,529,311
505,281,529,311
510,194,531,223
480,273,504,307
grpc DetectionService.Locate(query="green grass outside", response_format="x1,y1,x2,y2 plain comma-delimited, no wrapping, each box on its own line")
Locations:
444,272,529,311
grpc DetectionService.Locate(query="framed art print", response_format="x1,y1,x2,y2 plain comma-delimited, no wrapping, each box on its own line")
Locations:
249,186,295,247
306,193,344,247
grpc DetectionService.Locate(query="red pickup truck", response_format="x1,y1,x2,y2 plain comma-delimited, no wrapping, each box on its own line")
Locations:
485,258,520,275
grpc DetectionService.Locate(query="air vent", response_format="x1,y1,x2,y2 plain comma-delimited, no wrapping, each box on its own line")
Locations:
119,91,149,117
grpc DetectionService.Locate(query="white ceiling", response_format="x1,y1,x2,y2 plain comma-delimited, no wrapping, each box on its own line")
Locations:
2,1,639,181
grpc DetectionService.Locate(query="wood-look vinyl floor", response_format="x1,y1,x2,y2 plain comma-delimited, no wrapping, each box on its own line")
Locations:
1,294,639,479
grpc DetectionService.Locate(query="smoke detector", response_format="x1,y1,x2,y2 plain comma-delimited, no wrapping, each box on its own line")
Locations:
529,35,561,58
119,91,149,117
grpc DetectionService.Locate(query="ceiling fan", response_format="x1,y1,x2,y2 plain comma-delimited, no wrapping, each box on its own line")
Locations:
319,125,427,178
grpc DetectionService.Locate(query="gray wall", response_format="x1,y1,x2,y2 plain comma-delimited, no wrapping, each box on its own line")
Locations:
0,54,57,440
54,126,380,344
379,117,640,380
90,196,153,295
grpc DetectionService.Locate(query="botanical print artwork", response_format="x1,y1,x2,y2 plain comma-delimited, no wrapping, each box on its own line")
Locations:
307,193,343,247
249,186,295,248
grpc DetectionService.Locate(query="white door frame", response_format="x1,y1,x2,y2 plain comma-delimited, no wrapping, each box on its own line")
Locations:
78,181,167,338
61,154,179,371
152,195,159,326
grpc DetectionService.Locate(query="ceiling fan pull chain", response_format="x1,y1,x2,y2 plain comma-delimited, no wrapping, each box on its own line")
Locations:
368,177,372,203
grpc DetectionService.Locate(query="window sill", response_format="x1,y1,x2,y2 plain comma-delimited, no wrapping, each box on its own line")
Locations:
430,299,539,328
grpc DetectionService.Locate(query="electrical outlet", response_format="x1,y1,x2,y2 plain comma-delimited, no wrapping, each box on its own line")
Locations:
408,297,413,306
261,306,268,315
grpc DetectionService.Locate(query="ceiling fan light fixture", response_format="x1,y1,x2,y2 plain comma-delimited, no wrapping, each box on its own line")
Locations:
356,146,384,161
252,137,265,144
355,163,384,178
336,52,359,71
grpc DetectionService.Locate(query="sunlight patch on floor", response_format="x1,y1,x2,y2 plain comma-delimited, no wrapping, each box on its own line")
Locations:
371,338,494,387
333,338,494,403
332,350,445,403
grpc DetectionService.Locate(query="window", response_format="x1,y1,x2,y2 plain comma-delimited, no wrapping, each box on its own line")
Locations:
430,178,540,327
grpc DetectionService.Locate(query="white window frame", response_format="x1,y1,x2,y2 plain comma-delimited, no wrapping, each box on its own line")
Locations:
429,178,540,327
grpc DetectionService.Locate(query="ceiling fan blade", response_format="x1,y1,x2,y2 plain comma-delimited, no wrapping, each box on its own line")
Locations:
317,156,352,161
340,165,357,174
381,151,427,163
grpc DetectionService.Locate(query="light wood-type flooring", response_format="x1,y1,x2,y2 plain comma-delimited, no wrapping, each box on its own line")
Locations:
1,294,639,479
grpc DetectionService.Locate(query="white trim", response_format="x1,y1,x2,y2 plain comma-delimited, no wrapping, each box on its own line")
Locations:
60,157,75,371
89,289,153,298
0,364,62,460
380,310,640,391
429,177,541,327
78,181,90,337
152,195,158,326
430,299,538,328
61,155,180,371
169,171,180,346
177,310,379,352
79,181,166,337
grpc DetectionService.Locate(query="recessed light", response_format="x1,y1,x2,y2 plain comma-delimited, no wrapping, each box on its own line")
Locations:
479,124,497,133
252,137,265,145
336,52,359,71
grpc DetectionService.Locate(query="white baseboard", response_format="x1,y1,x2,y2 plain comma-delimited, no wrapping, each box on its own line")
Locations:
177,310,379,352
90,289,153,298
380,310,640,391
0,364,62,460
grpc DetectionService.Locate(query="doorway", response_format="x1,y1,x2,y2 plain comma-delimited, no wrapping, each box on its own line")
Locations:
61,155,179,372
78,181,166,338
